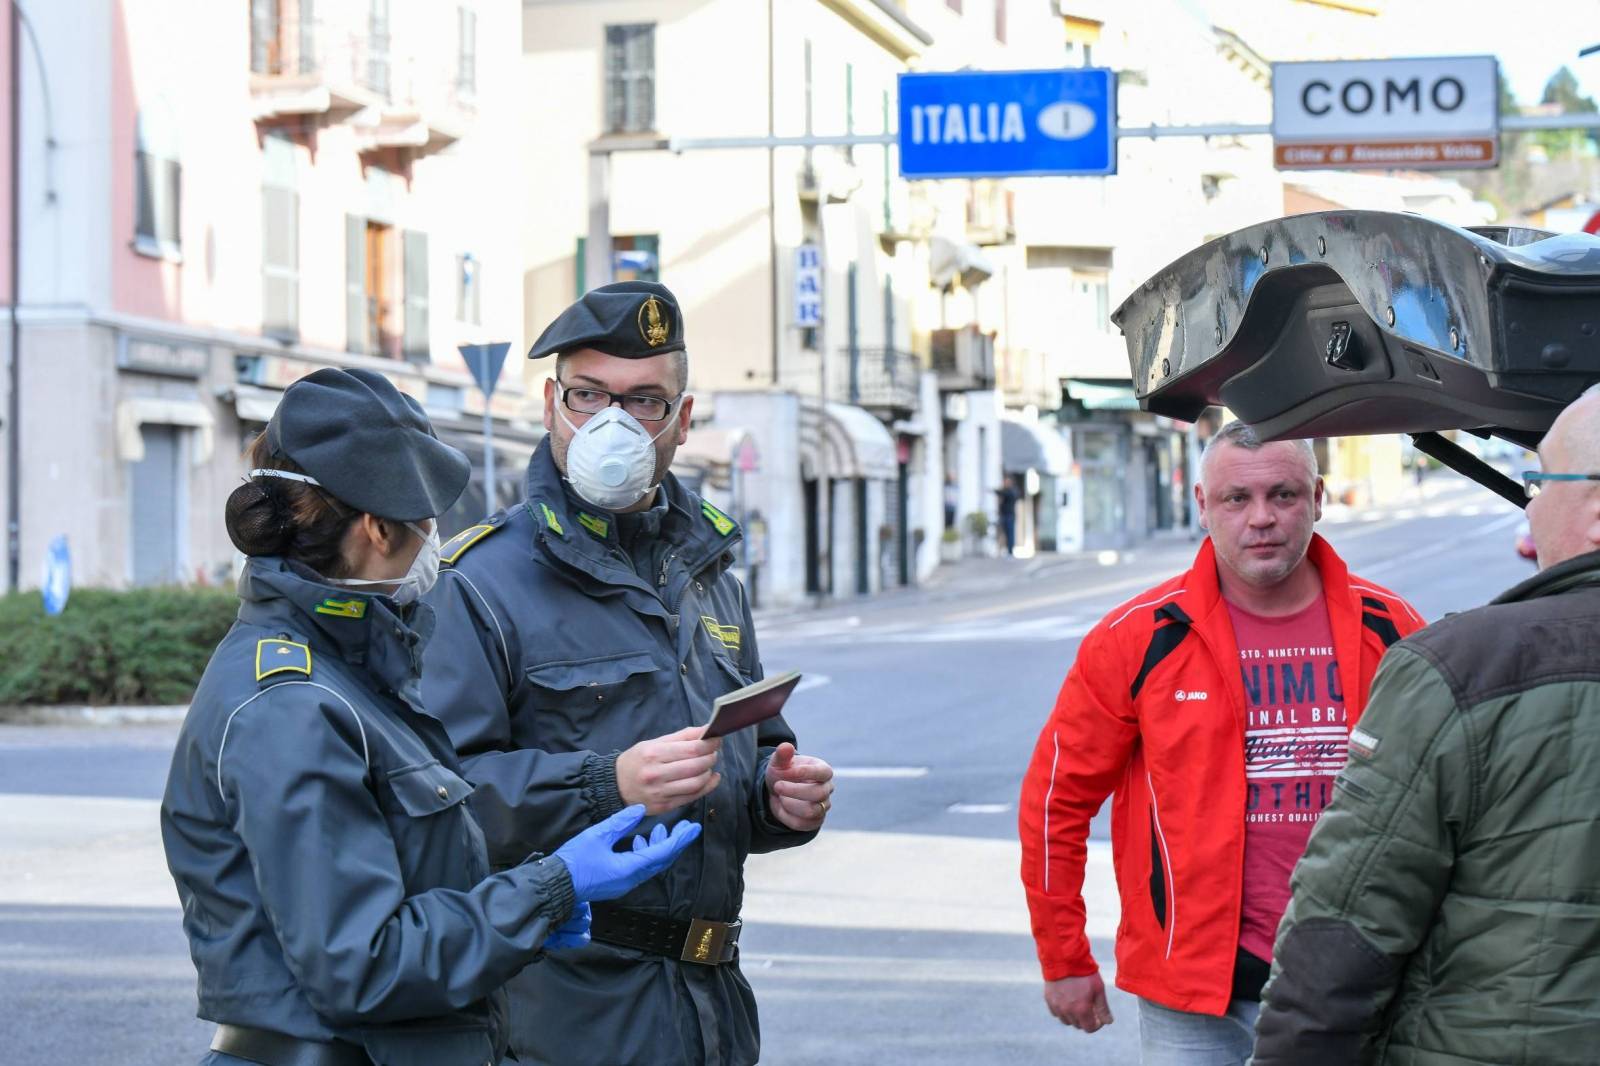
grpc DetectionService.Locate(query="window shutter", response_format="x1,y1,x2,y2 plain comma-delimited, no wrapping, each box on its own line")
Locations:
298,0,316,74
250,0,277,73
402,230,430,364
629,26,654,131
346,214,367,353
604,26,625,132
263,186,299,340
458,7,477,93
163,157,182,247
135,151,157,241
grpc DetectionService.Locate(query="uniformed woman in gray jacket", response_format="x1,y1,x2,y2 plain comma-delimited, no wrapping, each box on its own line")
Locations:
161,368,700,1066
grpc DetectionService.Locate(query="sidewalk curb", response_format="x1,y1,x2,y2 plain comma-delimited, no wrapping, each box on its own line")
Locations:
0,704,188,726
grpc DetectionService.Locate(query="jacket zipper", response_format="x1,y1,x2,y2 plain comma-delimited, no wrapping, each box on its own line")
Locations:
1147,771,1177,960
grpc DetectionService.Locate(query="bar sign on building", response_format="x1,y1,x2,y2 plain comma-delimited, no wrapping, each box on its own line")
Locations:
795,244,822,328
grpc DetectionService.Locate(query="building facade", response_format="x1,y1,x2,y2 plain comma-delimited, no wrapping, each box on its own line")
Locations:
0,0,531,590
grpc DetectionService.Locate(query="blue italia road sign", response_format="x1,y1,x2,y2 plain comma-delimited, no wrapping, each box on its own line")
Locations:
897,68,1117,179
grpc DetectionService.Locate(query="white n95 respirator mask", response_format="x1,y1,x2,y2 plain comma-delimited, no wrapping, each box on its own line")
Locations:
559,405,673,511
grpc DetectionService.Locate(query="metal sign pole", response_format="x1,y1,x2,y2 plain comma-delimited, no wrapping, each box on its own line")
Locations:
482,400,496,513
458,342,512,517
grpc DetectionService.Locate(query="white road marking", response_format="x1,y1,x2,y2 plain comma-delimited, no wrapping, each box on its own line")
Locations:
832,766,930,779
947,802,1013,814
794,674,831,694
1358,511,1522,578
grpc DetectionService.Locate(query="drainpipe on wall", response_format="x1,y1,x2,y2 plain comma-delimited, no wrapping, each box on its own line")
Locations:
767,0,778,385
6,0,21,593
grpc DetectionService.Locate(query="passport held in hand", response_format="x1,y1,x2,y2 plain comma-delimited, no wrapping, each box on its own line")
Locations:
700,670,803,739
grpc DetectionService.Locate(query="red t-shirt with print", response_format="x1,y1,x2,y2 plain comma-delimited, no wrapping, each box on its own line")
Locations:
1226,592,1346,962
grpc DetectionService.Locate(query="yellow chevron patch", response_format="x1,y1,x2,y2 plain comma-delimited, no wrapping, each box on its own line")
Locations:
314,597,366,619
701,501,735,537
701,615,741,653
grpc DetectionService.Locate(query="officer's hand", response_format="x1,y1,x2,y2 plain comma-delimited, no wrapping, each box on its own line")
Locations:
542,902,591,951
764,742,835,832
616,726,722,815
1043,973,1114,1032
552,805,702,902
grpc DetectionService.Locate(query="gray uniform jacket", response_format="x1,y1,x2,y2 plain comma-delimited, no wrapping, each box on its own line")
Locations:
421,440,816,1066
161,557,577,1066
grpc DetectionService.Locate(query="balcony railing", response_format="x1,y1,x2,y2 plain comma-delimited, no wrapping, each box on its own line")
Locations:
250,16,475,146
249,16,390,119
834,347,922,413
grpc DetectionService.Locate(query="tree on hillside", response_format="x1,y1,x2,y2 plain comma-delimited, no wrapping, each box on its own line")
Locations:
1538,66,1600,156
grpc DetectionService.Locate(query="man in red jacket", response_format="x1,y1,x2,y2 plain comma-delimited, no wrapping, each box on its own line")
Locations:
1017,421,1422,1064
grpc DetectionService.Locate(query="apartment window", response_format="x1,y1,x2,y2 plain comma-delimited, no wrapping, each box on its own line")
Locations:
347,215,405,357
251,0,316,75
456,253,481,324
457,6,477,95
261,133,299,340
134,110,181,258
1073,274,1110,333
1064,17,1100,68
574,234,658,295
604,24,655,133
994,0,1006,42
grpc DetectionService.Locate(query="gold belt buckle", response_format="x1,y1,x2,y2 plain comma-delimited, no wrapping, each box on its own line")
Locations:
681,918,734,965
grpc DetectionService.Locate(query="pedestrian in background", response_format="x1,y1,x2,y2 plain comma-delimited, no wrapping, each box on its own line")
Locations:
1254,386,1600,1065
161,368,699,1066
997,476,1021,555
1017,420,1422,1065
422,282,834,1066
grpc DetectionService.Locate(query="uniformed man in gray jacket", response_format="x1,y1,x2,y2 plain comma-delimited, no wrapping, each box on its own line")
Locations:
422,281,836,1066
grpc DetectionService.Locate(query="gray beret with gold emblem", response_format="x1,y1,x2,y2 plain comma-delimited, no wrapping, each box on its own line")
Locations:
526,280,686,360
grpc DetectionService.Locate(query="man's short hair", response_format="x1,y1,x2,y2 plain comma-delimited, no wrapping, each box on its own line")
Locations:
1201,420,1318,481
555,350,690,393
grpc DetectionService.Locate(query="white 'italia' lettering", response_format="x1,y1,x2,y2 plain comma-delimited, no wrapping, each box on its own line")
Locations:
909,102,1028,145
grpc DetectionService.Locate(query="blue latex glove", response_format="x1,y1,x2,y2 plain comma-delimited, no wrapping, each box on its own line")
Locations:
543,901,591,951
552,804,702,902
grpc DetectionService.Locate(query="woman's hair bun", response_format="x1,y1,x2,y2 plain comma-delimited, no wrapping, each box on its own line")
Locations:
225,479,295,556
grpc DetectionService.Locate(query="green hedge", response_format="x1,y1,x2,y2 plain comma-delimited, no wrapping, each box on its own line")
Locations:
0,587,239,706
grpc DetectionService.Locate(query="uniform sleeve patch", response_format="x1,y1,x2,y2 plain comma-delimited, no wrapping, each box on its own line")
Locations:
701,501,736,537
255,638,312,681
1348,727,1381,759
314,597,366,619
441,523,498,564
577,512,610,539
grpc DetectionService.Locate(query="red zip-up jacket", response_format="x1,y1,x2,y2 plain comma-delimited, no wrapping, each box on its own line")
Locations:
1017,534,1423,1016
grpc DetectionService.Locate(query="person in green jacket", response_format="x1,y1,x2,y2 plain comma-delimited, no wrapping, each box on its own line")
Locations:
1254,385,1600,1065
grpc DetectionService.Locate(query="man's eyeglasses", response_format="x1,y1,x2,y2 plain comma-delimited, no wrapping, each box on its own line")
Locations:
1522,472,1600,499
556,380,681,423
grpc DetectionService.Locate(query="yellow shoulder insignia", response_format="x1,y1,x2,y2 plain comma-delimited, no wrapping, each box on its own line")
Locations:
441,523,498,565
700,500,736,537
255,638,312,682
538,502,565,537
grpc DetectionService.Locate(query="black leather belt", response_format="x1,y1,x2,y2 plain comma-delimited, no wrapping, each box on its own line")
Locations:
210,1024,368,1066
590,903,741,965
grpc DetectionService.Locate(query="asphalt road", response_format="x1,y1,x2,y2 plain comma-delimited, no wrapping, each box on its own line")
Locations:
0,474,1534,1065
